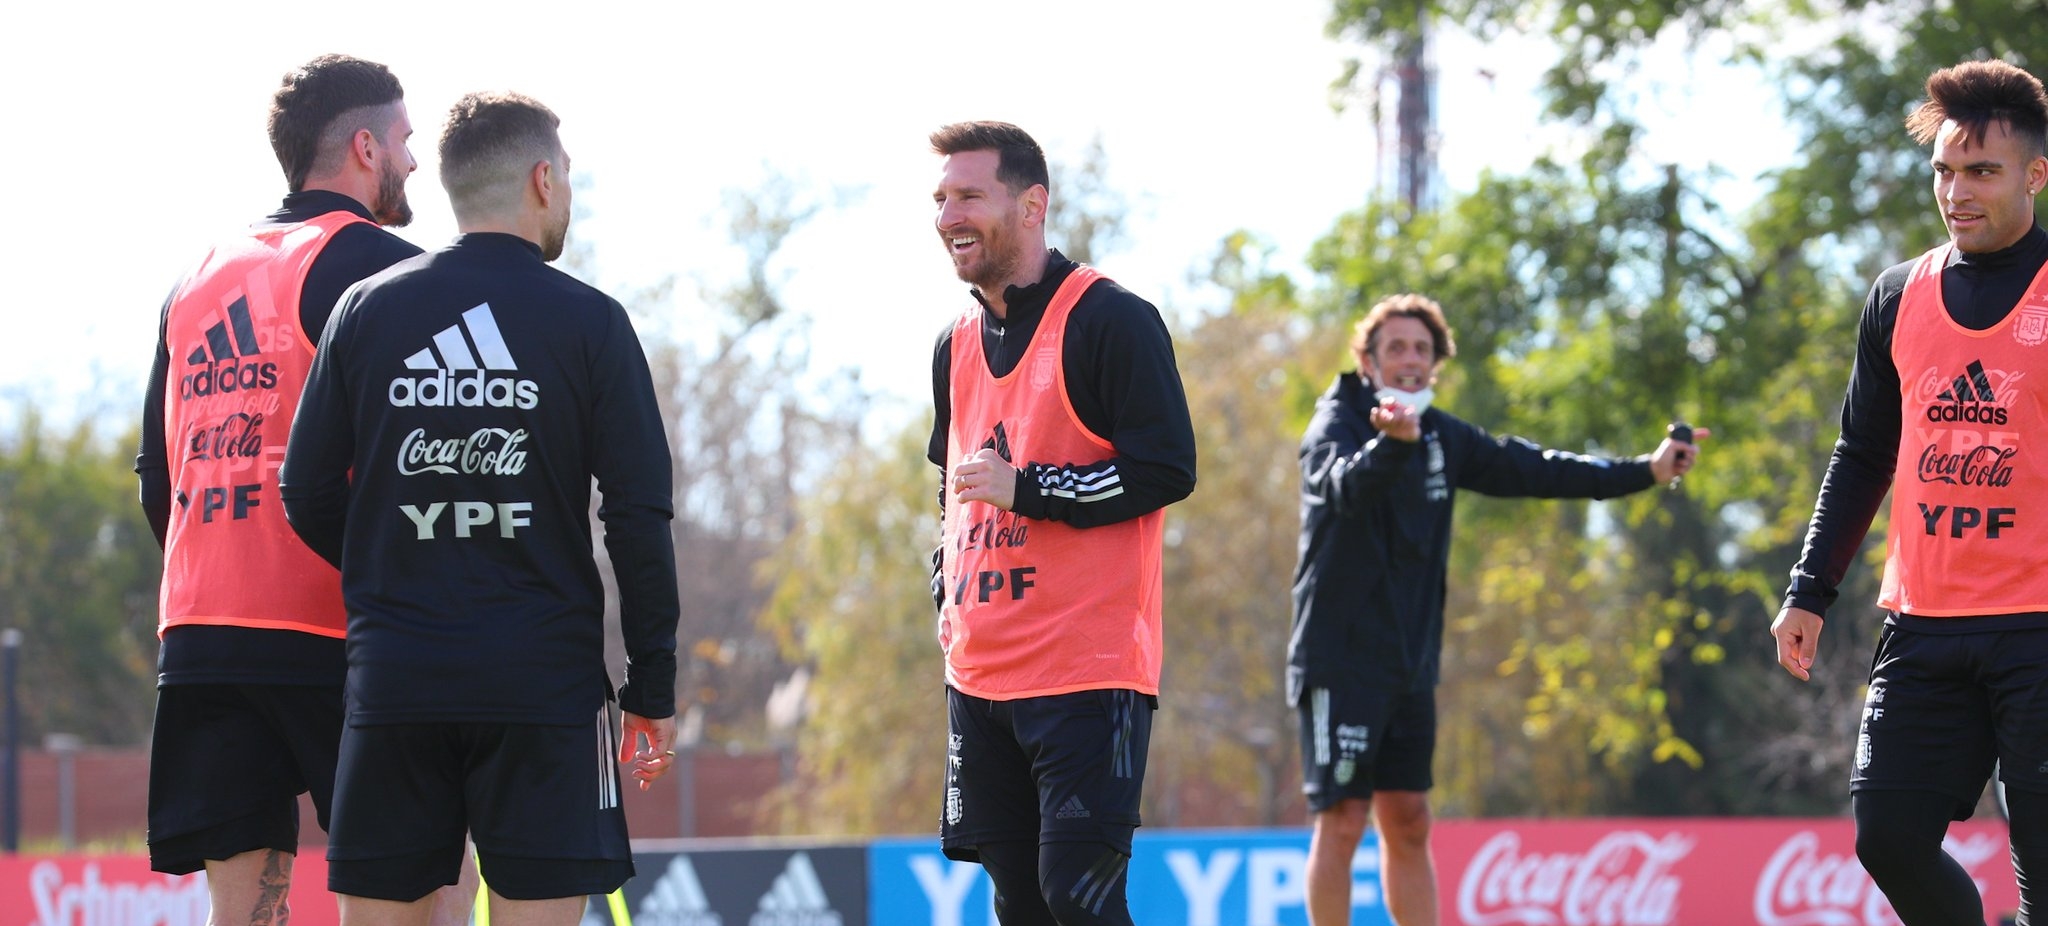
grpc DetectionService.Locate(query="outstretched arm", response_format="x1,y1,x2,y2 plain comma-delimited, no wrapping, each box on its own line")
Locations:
1452,419,1674,500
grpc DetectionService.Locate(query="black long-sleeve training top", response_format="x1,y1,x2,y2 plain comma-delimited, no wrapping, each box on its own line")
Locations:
136,190,421,686
1288,371,1656,695
1785,223,2048,625
926,250,1198,527
281,233,680,724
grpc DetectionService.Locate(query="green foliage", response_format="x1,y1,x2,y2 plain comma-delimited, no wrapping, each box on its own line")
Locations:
1048,135,1132,265
1303,0,2048,816
631,179,870,753
1329,0,1751,123
0,409,160,746
757,425,942,836
1149,259,1330,826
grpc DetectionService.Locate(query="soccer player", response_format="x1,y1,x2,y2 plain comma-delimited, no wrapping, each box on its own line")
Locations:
280,91,680,926
1773,58,2048,923
138,54,421,924
927,120,1197,926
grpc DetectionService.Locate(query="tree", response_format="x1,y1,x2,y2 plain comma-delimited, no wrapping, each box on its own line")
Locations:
1147,235,1322,827
620,177,870,752
1305,0,2046,814
0,407,161,746
1046,135,1131,266
756,424,942,835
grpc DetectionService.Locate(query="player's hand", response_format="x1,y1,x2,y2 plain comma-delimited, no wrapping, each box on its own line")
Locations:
1770,607,1824,682
1368,399,1422,442
1649,426,1710,485
951,447,1017,511
620,711,679,791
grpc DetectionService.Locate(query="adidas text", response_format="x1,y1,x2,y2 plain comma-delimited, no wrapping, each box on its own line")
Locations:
388,369,539,409
1925,402,2010,426
180,360,279,400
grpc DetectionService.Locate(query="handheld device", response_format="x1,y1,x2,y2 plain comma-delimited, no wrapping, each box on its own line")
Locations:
1667,422,1693,488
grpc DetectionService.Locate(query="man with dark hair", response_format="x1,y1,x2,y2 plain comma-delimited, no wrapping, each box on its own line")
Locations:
928,120,1196,926
1774,58,2048,923
281,90,679,926
136,53,420,925
267,54,415,226
1291,293,1700,926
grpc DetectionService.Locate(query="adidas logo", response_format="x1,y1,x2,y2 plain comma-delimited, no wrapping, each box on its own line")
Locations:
639,855,724,926
1936,360,1998,403
749,852,843,926
180,295,279,399
1054,795,1090,820
1926,360,2009,425
387,304,539,409
979,421,1012,463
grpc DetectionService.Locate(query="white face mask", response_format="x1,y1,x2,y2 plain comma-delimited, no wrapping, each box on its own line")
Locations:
1376,384,1434,415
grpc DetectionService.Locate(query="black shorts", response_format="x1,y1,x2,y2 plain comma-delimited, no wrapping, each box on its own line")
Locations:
942,686,1154,863
327,706,632,901
1296,680,1435,812
147,683,343,875
1853,623,2048,820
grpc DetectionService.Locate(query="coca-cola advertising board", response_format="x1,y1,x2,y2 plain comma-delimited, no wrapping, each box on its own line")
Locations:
1434,818,2017,926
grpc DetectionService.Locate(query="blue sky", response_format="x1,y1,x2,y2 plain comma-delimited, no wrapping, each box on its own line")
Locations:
3,1,1784,428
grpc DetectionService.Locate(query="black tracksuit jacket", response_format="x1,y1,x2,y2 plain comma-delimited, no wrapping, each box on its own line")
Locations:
1287,371,1656,698
281,233,679,724
926,251,1198,613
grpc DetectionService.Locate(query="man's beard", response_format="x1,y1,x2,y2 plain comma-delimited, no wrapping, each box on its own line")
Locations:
541,219,567,262
372,159,412,228
957,229,1021,292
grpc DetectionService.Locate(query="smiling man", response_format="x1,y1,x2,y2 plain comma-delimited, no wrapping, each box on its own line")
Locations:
1773,58,2048,924
1289,294,1700,926
925,120,1196,926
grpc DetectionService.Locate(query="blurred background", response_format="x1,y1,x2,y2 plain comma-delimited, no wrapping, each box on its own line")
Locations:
1,0,2044,920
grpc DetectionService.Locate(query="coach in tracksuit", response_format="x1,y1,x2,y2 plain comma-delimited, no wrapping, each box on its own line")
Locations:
1288,293,1698,926
281,92,679,924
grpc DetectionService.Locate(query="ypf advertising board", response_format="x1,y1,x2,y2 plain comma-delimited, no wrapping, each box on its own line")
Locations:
868,830,1392,926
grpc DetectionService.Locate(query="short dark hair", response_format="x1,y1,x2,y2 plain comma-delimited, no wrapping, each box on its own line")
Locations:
438,91,563,215
1352,294,1457,364
929,121,1051,195
1905,59,2048,158
268,55,405,192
